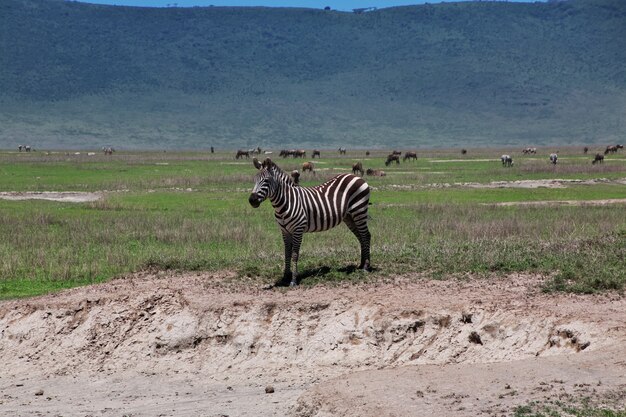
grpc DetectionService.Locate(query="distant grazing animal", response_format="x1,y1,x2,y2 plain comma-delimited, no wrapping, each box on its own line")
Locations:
403,151,417,161
366,168,386,177
18,145,23,152
583,146,589,154
385,154,400,166
592,153,604,164
501,155,513,167
617,144,624,151
279,149,291,158
312,150,321,159
391,150,402,156
605,145,618,154
291,170,300,185
352,161,364,176
23,145,32,152
249,158,371,286
549,153,558,164
235,150,250,159
293,150,306,158
302,161,315,173
522,147,537,154
461,149,467,155
338,147,347,155
365,151,370,156
103,146,114,155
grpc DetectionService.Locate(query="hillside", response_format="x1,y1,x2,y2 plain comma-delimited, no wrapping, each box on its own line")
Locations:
0,0,625,149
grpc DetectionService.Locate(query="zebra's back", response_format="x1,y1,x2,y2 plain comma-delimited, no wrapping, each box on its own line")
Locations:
298,174,369,233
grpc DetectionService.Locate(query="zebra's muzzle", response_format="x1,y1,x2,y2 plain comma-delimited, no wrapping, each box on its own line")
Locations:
249,193,263,208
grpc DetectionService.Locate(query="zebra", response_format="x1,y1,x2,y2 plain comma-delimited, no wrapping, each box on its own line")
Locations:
501,155,513,167
249,158,371,286
549,153,558,165
338,147,347,155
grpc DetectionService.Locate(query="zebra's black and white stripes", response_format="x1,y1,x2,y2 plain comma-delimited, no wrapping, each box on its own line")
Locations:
249,158,371,286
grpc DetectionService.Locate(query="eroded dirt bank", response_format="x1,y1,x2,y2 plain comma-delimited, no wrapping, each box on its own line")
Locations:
0,272,624,416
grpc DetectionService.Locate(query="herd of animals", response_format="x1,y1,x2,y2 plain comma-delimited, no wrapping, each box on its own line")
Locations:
235,144,624,179
244,143,623,285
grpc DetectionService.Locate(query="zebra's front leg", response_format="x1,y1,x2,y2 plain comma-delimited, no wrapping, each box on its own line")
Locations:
281,231,293,286
289,228,305,286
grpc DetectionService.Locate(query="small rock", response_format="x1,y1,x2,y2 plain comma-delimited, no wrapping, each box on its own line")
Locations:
35,390,44,396
468,331,483,345
265,386,275,394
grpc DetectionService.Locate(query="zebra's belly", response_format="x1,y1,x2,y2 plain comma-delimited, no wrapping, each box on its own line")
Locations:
274,211,345,234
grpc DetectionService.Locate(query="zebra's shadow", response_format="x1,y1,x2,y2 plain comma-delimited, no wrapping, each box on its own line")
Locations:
273,265,377,287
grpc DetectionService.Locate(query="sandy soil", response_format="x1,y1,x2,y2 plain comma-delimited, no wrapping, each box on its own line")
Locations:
492,198,626,206
0,191,102,203
1,272,624,416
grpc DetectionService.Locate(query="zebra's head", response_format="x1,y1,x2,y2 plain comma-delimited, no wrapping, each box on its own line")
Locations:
249,157,277,208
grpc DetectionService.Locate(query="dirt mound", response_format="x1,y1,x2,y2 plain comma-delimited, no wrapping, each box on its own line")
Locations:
1,272,624,416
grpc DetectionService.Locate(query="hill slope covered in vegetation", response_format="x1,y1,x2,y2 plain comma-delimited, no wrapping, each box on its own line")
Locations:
1,0,625,149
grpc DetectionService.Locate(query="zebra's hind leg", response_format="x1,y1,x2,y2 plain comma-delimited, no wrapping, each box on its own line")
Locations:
343,213,371,271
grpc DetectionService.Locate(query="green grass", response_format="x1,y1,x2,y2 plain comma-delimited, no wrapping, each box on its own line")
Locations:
514,397,626,417
0,149,624,298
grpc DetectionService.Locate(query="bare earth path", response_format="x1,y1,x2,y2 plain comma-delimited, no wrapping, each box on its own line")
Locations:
1,271,624,416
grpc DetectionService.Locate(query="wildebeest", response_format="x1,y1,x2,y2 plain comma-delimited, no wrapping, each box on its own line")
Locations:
312,150,321,158
403,151,417,161
461,149,467,155
366,168,386,176
279,149,292,158
103,146,114,155
549,153,558,164
592,153,604,164
583,146,589,154
293,150,307,158
391,150,402,156
338,147,347,155
365,151,370,156
236,150,250,159
302,161,315,173
522,147,537,154
291,170,300,185
501,155,513,167
352,161,364,176
385,154,400,166
605,145,618,154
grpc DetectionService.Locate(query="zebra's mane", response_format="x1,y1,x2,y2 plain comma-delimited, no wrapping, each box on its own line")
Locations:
265,160,296,186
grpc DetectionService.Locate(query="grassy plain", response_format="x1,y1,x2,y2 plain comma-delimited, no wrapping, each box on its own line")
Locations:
0,147,624,299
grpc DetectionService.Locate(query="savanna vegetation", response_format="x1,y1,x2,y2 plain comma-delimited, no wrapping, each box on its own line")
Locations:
1,0,625,149
0,146,624,299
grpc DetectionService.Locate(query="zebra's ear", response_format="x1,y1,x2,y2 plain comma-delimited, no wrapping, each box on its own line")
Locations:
253,158,262,170
263,157,273,167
